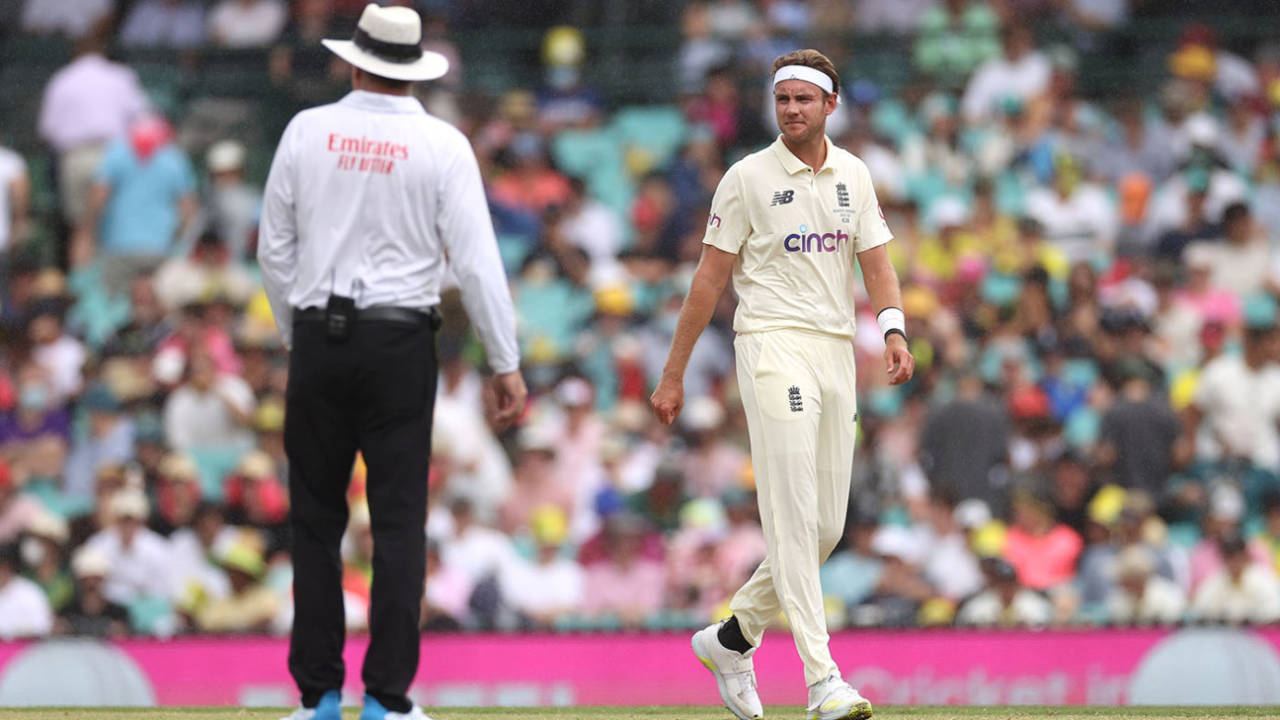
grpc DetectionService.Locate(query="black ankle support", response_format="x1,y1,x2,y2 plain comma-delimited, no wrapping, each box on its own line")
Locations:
717,615,753,654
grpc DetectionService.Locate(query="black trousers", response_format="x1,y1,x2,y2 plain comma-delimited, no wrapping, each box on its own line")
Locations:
285,315,437,712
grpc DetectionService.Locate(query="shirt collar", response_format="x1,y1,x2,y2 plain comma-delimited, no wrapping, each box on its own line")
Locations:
771,134,837,175
339,90,426,115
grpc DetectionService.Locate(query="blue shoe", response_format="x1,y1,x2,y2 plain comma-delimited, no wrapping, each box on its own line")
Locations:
360,693,433,720
280,689,341,720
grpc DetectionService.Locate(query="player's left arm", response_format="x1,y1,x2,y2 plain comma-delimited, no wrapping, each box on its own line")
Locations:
857,243,914,385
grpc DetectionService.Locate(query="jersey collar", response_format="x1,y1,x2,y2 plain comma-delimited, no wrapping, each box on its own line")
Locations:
339,90,427,115
771,134,836,175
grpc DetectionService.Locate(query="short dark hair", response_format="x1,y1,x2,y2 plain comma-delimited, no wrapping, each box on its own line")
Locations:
929,483,961,510
356,66,413,93
1219,533,1248,558
193,501,225,524
1222,202,1251,227
1261,490,1280,516
771,49,840,96
0,543,17,571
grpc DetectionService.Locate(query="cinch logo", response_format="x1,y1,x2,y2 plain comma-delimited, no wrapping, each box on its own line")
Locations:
708,213,721,228
783,224,849,253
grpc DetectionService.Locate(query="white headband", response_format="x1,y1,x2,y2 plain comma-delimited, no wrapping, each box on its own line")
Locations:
773,65,835,95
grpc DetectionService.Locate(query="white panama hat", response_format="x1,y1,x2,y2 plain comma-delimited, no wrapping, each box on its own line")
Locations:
321,4,449,83
72,547,112,579
206,139,246,174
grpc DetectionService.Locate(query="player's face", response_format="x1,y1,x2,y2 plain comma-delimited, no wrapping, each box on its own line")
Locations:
775,79,836,144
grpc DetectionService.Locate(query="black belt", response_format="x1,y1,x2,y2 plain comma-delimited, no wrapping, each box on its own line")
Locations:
293,305,439,326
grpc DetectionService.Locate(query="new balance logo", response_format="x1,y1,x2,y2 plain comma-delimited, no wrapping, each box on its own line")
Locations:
770,190,794,206
788,385,803,413
836,182,850,208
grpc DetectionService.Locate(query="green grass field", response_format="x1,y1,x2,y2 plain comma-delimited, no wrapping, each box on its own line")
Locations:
5,708,1279,720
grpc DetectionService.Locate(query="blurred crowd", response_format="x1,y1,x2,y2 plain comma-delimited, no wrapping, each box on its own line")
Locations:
4,0,1280,640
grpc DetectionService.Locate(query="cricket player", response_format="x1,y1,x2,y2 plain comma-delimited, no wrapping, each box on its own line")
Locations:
650,49,914,720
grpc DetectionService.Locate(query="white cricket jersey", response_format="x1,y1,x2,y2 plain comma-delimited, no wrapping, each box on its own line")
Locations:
258,90,519,373
703,135,893,339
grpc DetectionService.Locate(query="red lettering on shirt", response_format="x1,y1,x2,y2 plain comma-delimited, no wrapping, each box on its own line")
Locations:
326,133,410,164
335,154,393,174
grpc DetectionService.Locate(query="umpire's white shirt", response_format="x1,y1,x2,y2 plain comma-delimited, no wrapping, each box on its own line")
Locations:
702,135,892,339
258,90,519,373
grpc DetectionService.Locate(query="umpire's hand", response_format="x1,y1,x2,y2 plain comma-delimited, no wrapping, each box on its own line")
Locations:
486,370,528,430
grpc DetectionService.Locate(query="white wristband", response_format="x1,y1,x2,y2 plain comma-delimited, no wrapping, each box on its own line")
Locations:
877,307,906,340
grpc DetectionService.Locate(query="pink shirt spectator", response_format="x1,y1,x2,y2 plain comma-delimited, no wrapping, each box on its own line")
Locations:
681,443,747,498
582,557,666,620
665,528,731,612
0,456,41,545
686,95,737,149
553,411,606,530
715,523,767,586
1003,524,1083,590
425,561,473,622
556,414,604,489
1188,537,1273,593
499,464,575,535
155,326,242,381
576,528,665,566
1174,289,1242,327
0,494,43,545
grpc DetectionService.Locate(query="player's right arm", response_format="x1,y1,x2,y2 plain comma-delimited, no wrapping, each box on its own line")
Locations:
651,164,748,425
651,244,736,425
258,117,301,350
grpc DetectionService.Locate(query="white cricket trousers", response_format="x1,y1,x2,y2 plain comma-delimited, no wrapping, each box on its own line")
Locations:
728,327,857,687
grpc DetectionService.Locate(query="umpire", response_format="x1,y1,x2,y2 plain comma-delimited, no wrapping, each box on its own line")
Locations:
258,6,526,720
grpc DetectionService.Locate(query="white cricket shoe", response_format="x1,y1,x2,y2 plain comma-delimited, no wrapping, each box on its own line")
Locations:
360,695,436,720
691,620,764,720
806,673,872,720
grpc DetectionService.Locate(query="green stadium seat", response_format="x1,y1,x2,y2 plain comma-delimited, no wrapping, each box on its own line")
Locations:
612,106,687,169
126,595,176,636
67,262,132,349
497,233,532,277
133,64,186,117
20,477,89,520
551,127,632,218
190,446,255,502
